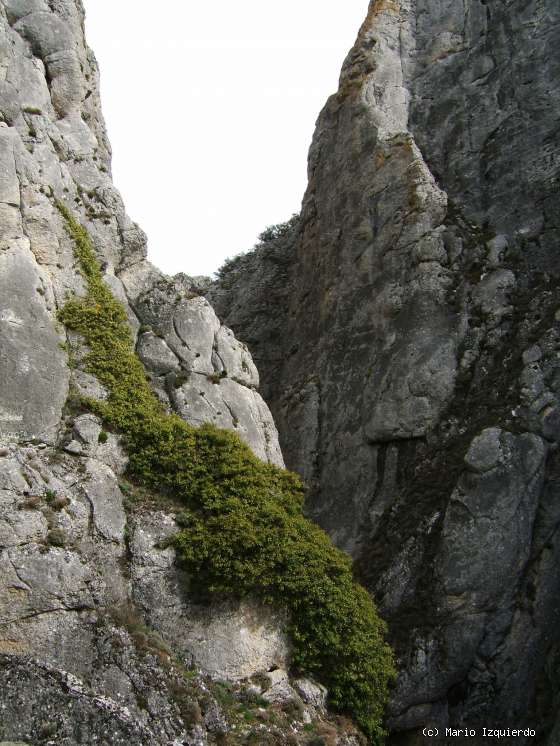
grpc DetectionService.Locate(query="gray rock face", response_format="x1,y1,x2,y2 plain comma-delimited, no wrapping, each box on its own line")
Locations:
129,510,290,681
0,0,282,464
3,0,559,742
0,445,333,744
123,271,284,466
0,236,68,443
0,2,301,743
209,0,560,741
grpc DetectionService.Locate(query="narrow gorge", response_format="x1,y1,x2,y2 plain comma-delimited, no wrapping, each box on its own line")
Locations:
1,1,559,745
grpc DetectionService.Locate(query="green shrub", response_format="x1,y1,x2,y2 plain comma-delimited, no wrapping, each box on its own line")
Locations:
215,251,246,279
257,213,299,243
56,203,395,744
215,214,299,281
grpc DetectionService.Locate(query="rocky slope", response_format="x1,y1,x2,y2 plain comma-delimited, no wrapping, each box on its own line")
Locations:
210,0,560,743
0,1,364,744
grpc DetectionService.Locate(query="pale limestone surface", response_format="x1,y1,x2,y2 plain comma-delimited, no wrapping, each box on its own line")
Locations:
129,510,290,681
0,1,298,743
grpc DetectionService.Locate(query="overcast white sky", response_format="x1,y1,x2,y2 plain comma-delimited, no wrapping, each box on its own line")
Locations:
83,1,368,277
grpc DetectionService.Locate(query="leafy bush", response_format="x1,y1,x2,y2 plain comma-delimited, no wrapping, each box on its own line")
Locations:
57,203,395,743
215,214,299,281
257,214,299,243
214,251,247,280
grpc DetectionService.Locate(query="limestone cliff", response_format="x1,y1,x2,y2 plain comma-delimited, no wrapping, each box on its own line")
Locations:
0,2,365,744
210,1,560,743
2,0,560,743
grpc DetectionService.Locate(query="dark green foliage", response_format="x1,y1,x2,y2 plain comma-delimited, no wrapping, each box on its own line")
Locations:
258,214,299,243
57,203,395,743
214,251,247,280
215,214,299,281
172,371,191,389
98,430,108,444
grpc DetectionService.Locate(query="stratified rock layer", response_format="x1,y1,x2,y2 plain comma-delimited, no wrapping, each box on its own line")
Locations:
210,1,560,742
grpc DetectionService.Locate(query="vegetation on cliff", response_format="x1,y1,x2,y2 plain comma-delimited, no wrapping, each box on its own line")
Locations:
215,214,299,281
57,203,395,744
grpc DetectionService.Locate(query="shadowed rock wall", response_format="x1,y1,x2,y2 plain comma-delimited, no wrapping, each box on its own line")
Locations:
209,1,560,741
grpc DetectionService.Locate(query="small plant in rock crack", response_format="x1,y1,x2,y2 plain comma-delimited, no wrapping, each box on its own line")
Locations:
207,370,227,384
173,371,191,389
